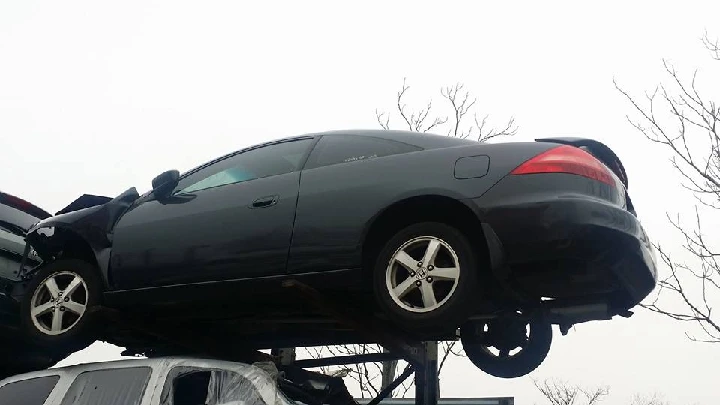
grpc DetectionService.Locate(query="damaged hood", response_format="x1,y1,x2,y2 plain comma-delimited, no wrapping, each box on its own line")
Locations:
56,194,113,215
27,187,140,238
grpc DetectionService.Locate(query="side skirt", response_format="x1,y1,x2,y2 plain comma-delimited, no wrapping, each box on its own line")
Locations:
102,268,364,308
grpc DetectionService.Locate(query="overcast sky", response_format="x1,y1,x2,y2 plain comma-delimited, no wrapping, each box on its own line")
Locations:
2,1,720,404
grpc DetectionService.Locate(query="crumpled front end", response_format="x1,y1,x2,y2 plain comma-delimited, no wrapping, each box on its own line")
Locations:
20,187,140,279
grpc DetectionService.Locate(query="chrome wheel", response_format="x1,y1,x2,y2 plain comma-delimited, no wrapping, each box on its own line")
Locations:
385,235,461,313
30,271,89,336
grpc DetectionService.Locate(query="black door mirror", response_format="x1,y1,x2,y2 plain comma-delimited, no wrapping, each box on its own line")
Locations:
151,170,180,199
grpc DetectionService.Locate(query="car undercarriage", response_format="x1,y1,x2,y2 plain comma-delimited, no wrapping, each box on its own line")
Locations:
2,278,637,405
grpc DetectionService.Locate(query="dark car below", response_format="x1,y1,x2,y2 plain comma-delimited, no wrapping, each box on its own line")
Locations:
0,191,73,379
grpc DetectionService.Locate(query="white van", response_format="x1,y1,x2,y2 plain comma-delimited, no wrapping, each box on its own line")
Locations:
0,356,298,405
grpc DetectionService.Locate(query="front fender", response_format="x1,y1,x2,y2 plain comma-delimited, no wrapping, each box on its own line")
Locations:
27,205,104,237
26,205,109,259
23,187,140,273
27,188,140,239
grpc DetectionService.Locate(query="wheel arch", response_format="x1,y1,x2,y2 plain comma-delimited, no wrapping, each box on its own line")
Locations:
26,225,109,288
360,194,492,279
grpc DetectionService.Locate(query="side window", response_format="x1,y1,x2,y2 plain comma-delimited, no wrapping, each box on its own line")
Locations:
304,135,422,170
60,367,152,405
177,139,313,194
160,367,268,405
168,371,211,405
0,375,60,405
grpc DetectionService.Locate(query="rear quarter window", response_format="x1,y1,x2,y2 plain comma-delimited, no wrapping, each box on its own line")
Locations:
304,135,422,170
60,367,152,405
0,375,60,405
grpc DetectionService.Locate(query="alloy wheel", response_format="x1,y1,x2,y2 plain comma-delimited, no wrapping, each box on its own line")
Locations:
30,271,89,336
385,235,461,313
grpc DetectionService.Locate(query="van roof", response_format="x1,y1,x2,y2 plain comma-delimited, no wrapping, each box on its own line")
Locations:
0,356,266,385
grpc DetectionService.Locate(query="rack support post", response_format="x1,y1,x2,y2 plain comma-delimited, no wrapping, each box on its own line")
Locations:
272,347,297,366
414,341,439,405
281,280,443,405
381,347,398,398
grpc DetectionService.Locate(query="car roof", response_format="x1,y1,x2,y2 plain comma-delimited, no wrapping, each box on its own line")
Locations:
308,129,479,148
181,129,478,179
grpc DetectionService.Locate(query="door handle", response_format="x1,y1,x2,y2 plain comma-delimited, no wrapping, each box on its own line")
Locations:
251,195,279,209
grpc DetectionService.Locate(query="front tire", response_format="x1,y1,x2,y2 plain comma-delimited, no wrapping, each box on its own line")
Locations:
372,222,482,331
20,259,102,349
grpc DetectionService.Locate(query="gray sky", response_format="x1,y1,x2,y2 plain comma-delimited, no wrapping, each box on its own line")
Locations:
2,1,720,404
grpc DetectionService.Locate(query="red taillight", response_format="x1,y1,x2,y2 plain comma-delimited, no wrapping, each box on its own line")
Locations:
511,145,618,187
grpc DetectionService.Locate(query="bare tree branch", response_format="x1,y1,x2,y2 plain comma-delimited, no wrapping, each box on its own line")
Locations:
533,378,609,405
300,341,461,398
702,30,720,61
615,32,720,343
387,77,450,133
375,78,518,141
630,393,671,405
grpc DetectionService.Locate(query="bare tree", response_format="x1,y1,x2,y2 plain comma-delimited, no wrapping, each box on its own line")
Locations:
533,378,609,405
630,393,671,405
614,30,720,343
303,344,414,399
300,330,468,397
299,79,518,398
375,78,518,142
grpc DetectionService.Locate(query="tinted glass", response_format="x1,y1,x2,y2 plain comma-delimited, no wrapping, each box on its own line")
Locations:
0,375,60,405
160,367,268,405
60,367,152,405
171,371,212,405
178,139,313,194
304,135,422,170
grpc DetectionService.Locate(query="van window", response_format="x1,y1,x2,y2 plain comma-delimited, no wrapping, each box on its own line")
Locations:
161,367,269,405
0,375,60,405
60,367,152,405
171,371,212,405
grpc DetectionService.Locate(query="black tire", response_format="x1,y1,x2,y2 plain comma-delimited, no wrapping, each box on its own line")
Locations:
20,259,102,350
372,222,482,330
460,315,553,378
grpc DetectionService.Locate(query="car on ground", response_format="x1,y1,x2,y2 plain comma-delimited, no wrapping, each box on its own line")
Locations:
3,129,657,379
0,356,302,405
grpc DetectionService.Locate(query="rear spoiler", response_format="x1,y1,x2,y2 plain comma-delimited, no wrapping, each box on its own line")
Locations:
0,191,51,220
536,137,629,190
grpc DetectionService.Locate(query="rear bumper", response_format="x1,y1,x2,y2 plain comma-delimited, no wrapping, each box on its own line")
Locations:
474,196,657,310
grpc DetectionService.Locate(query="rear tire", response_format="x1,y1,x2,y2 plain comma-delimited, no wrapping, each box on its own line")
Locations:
20,259,102,350
372,222,482,331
